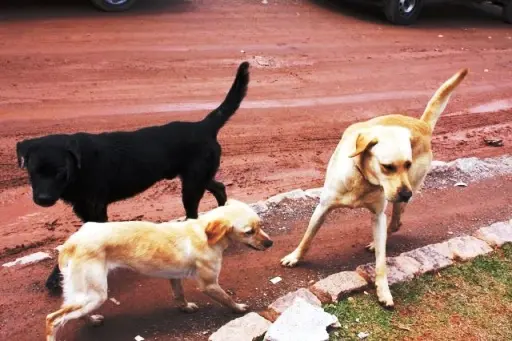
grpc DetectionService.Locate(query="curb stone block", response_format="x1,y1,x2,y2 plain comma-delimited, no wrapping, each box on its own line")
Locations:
310,271,368,303
266,189,307,205
304,188,323,199
268,288,321,318
209,312,272,341
356,256,422,285
250,201,269,214
432,235,493,261
473,221,512,247
2,251,52,268
264,298,340,341
401,244,453,274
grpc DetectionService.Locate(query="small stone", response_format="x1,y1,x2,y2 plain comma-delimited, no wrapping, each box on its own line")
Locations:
209,312,272,341
269,288,321,315
454,182,468,187
438,34,444,38
134,336,145,341
262,0,268,3
484,69,489,73
109,297,121,305
310,271,368,302
270,277,282,284
358,331,370,339
2,251,52,268
264,298,340,341
473,221,512,247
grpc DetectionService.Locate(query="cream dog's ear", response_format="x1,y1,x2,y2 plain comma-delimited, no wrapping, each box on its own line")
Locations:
349,133,378,158
205,220,230,245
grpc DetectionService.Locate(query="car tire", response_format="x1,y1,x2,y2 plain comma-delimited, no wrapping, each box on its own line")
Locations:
503,1,512,23
383,0,423,25
90,0,137,12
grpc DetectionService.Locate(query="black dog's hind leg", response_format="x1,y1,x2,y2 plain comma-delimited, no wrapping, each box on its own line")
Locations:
206,179,227,207
45,202,108,295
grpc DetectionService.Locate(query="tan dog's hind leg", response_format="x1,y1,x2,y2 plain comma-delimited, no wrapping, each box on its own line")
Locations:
372,210,394,308
170,279,199,313
197,267,249,314
281,202,332,267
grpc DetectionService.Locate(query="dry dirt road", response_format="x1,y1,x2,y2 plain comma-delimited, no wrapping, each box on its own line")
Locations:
0,0,511,340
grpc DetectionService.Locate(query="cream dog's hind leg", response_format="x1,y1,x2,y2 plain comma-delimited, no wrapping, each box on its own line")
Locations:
170,279,199,313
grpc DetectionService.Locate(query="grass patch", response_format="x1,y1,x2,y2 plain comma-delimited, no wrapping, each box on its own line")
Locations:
325,244,512,341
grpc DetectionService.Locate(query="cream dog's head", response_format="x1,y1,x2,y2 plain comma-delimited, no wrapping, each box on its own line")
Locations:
203,199,273,250
349,126,414,203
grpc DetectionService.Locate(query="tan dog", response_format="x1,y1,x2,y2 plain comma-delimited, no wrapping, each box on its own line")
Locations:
281,69,468,307
45,199,273,341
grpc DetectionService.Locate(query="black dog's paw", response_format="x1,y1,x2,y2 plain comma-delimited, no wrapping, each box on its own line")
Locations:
45,276,63,296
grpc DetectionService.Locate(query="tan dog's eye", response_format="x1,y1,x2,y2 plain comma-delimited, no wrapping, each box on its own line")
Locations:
381,164,396,172
404,161,412,169
245,229,255,235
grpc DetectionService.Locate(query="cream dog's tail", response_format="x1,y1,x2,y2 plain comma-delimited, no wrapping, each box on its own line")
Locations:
420,68,468,130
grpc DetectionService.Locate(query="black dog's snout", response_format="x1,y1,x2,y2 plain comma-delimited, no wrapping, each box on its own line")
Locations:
398,187,413,202
263,239,274,248
34,193,56,207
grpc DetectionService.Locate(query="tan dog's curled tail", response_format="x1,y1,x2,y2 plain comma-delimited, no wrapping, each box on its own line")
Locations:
420,68,469,130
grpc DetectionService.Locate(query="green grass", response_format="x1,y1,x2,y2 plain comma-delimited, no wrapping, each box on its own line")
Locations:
325,244,512,341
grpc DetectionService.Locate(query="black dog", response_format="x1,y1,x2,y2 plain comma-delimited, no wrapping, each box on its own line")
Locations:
16,61,250,294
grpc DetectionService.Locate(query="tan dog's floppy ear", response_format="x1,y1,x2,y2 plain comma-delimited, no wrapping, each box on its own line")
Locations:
349,133,378,158
205,220,230,245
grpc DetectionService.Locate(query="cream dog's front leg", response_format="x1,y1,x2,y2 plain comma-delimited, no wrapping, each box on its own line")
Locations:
170,279,199,313
372,210,394,308
196,263,249,313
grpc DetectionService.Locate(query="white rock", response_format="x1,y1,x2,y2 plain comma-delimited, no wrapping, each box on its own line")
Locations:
454,182,468,187
270,276,282,284
250,201,269,214
2,251,52,268
109,297,121,305
209,312,271,341
134,336,145,341
264,298,340,341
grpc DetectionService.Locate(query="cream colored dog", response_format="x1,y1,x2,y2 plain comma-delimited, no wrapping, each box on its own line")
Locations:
45,199,273,341
281,69,468,307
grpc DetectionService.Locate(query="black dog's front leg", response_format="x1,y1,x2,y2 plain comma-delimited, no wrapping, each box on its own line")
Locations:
45,201,108,295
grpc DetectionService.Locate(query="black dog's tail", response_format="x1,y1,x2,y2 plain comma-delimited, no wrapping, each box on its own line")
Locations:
202,61,250,135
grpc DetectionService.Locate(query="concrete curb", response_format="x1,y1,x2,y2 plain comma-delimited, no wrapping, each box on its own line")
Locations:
209,219,512,340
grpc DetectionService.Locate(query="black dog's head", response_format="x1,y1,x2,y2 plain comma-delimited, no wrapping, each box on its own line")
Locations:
16,136,81,207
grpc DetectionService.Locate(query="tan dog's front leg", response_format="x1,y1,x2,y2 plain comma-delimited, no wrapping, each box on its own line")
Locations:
372,211,394,308
170,279,199,313
366,202,406,252
281,202,332,267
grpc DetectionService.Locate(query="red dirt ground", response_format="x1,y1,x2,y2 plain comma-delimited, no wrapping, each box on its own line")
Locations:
0,0,511,340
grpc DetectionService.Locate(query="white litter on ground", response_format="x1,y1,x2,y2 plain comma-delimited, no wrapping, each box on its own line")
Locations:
270,276,282,284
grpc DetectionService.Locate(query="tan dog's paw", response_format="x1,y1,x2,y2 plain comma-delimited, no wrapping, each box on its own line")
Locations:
233,303,250,314
377,288,394,309
180,302,199,313
280,251,301,267
365,242,375,252
89,315,104,326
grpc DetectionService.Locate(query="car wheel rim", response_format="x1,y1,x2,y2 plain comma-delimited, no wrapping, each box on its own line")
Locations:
105,0,128,5
398,0,416,15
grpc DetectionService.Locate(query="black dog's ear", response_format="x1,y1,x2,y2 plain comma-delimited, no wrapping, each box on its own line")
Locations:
16,141,31,169
66,138,81,169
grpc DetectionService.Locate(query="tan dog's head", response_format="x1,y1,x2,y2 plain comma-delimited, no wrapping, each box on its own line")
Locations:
349,126,413,203
204,199,273,250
